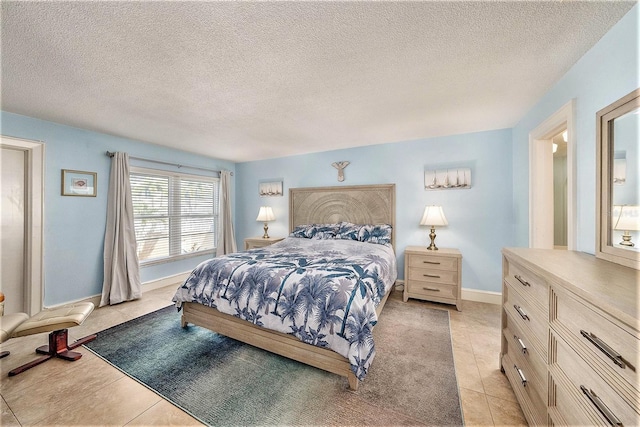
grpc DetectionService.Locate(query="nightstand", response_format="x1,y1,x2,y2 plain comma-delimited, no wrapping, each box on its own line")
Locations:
403,246,462,311
244,236,284,250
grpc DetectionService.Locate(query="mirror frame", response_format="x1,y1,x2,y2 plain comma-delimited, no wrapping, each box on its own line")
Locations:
596,87,640,270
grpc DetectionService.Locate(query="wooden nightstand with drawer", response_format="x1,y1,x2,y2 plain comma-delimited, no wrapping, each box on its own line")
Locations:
403,246,462,311
244,236,284,250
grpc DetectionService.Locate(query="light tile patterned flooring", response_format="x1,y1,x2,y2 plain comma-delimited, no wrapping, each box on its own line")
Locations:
1,285,526,426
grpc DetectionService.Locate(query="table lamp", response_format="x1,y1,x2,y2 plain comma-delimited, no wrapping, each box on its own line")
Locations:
613,205,640,247
256,206,275,239
420,205,448,250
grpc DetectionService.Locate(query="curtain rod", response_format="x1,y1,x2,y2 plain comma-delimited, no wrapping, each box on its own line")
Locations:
105,151,232,175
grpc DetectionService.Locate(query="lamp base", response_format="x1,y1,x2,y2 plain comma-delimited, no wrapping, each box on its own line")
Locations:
619,231,634,247
427,226,439,250
263,223,270,239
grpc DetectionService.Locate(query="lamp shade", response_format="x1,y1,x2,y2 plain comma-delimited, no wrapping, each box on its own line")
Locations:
420,205,448,227
613,205,640,231
256,206,275,222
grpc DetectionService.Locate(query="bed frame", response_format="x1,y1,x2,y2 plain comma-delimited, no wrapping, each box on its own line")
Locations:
181,184,396,390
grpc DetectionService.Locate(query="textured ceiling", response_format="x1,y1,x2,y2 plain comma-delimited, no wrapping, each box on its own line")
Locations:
1,1,636,163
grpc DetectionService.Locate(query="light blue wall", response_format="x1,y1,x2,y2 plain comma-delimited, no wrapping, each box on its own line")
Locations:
1,111,235,306
236,129,514,293
512,4,639,252
2,5,636,305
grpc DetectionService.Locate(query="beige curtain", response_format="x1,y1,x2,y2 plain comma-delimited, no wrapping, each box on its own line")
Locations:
216,170,237,255
100,152,141,306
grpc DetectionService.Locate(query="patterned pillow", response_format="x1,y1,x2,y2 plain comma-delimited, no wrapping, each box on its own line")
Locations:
335,222,362,241
357,224,393,246
310,224,339,239
290,223,338,239
290,224,311,238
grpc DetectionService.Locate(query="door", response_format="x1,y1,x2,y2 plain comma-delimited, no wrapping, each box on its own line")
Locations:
0,136,44,315
0,147,26,314
529,101,576,250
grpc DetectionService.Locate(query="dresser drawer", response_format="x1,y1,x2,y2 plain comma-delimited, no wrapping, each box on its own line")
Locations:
503,311,547,389
407,267,457,286
504,258,548,312
551,375,609,426
408,254,457,271
504,282,548,356
552,333,640,426
502,352,547,426
552,288,639,392
501,248,640,427
406,281,457,300
504,327,547,394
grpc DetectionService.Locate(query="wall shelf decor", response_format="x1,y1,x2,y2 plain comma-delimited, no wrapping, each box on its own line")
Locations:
424,168,471,190
61,169,97,197
259,180,283,197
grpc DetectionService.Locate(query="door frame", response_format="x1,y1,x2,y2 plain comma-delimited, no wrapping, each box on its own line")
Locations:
529,100,576,250
1,135,44,315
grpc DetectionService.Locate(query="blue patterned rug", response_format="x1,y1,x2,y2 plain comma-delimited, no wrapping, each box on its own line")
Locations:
85,297,463,426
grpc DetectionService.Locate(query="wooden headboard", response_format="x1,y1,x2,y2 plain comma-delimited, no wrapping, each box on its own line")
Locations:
289,184,396,249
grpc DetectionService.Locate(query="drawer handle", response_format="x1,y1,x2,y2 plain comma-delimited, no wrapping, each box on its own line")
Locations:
580,330,626,369
514,334,527,354
423,274,441,278
514,364,527,387
423,287,440,292
514,274,531,287
580,385,622,426
513,304,529,321
423,260,441,265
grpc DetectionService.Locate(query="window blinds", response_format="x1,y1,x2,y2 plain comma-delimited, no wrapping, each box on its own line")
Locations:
130,170,219,264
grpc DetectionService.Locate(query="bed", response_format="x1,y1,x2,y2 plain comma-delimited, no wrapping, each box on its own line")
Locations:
173,184,396,390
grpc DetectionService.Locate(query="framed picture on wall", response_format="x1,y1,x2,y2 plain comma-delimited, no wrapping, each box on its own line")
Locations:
259,180,283,197
424,168,471,190
61,169,97,197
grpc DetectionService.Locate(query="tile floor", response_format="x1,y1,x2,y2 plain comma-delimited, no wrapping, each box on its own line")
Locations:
0,285,526,426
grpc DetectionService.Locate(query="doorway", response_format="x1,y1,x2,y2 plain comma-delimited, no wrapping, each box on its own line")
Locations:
552,130,568,248
0,135,44,315
529,101,576,250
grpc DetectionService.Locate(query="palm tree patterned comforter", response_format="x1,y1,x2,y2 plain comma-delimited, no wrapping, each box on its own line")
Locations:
173,237,397,380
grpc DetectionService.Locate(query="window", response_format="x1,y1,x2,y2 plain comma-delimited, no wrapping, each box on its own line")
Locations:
130,167,219,264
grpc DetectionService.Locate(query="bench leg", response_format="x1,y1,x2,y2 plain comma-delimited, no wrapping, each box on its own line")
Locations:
7,354,53,376
8,329,97,376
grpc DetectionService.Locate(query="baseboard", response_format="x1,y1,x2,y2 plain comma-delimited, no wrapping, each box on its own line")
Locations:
45,294,102,310
44,272,191,310
395,280,501,305
142,271,190,292
50,275,500,310
461,288,501,305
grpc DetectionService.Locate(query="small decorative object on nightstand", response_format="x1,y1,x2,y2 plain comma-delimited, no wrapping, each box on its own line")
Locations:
256,206,275,238
244,236,284,250
403,246,462,311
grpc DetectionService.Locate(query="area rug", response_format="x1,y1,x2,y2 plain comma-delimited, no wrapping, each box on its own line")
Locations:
85,297,463,426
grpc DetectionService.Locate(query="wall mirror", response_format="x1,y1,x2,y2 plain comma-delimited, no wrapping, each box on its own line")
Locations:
596,88,640,270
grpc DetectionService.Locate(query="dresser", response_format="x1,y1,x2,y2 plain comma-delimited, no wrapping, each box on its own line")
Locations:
403,246,462,311
501,248,639,426
244,236,284,250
